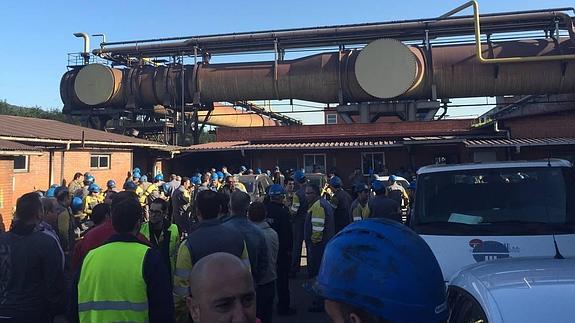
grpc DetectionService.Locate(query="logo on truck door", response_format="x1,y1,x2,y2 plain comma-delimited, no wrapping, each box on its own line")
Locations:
469,239,518,262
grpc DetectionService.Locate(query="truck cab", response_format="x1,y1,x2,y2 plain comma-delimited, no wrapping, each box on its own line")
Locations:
410,159,575,280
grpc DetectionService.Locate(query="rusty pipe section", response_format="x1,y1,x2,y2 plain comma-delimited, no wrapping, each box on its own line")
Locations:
153,104,278,127
62,38,575,112
405,38,575,99
62,39,425,108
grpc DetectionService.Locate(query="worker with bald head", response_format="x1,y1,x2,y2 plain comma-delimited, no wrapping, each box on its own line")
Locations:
187,252,257,323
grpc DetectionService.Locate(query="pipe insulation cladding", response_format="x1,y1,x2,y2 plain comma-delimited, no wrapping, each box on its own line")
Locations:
61,38,575,111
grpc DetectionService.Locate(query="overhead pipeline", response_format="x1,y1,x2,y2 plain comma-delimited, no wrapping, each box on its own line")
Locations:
62,37,575,113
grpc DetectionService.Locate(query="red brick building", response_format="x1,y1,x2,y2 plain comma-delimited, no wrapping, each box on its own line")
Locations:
170,111,575,183
0,115,170,229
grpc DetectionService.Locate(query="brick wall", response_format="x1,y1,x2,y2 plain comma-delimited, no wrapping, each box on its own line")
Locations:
60,150,133,189
0,158,14,230
13,150,133,205
13,153,51,202
504,112,575,138
217,119,476,142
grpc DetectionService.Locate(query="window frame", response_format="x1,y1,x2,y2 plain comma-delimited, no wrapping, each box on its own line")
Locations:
303,154,327,174
90,154,111,170
13,155,29,173
361,152,386,176
326,114,338,124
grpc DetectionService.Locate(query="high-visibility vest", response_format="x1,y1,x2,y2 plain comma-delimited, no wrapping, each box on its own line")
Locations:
78,241,149,323
140,222,179,274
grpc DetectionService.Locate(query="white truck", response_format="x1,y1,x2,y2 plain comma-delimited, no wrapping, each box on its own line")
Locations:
410,159,575,281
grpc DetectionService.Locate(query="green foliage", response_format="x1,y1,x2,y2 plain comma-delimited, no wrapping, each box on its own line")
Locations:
0,100,71,123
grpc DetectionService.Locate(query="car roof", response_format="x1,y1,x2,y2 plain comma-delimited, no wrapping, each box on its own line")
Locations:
455,257,575,288
374,175,409,183
450,257,575,323
418,159,571,175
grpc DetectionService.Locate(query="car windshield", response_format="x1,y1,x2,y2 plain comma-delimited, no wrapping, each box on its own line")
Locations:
412,166,575,235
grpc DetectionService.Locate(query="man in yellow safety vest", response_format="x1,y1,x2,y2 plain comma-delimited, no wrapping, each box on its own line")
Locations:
72,196,175,323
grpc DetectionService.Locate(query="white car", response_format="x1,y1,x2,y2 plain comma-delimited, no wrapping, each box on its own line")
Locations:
411,159,575,280
448,257,575,323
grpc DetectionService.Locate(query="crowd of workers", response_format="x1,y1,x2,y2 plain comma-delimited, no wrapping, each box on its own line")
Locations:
0,165,448,323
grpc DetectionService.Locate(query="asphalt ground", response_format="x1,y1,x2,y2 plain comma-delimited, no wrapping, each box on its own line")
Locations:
273,243,331,323
272,269,331,323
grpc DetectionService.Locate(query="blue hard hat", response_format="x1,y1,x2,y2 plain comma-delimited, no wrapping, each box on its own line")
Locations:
268,184,286,196
389,175,398,182
329,176,343,188
293,170,306,183
211,173,219,180
85,175,95,183
162,182,171,193
46,187,57,198
71,196,83,212
313,219,448,322
132,172,141,180
371,180,385,192
88,183,101,193
133,167,141,174
123,180,138,190
106,180,116,188
140,175,148,182
216,171,224,179
154,174,164,182
255,168,262,174
191,176,201,185
354,183,369,193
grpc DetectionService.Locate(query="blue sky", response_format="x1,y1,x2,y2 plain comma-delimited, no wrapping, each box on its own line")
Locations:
1,0,573,124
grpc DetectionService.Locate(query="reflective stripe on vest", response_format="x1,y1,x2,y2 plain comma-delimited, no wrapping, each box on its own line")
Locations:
78,241,149,323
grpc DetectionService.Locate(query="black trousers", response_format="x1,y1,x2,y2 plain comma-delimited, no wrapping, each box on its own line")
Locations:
256,280,276,323
276,258,291,311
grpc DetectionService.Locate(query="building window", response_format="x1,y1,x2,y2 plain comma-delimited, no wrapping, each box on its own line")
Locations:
304,154,326,173
326,114,338,124
90,154,110,169
14,155,29,172
362,152,385,175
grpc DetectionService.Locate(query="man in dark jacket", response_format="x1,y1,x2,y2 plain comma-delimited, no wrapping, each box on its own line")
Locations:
0,192,66,322
222,190,269,286
368,180,401,222
171,177,192,235
173,190,249,322
265,184,296,316
290,170,308,275
328,176,353,233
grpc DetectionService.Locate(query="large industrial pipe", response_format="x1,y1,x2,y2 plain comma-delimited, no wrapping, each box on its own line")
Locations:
61,38,575,112
94,10,575,56
153,104,278,127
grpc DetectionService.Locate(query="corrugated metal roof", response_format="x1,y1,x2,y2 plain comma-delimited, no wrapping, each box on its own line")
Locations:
466,137,575,147
402,136,465,144
0,139,40,152
245,140,400,150
177,141,250,151
0,115,164,147
179,140,400,152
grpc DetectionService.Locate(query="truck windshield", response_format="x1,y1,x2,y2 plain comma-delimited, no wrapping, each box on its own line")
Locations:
412,166,575,235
